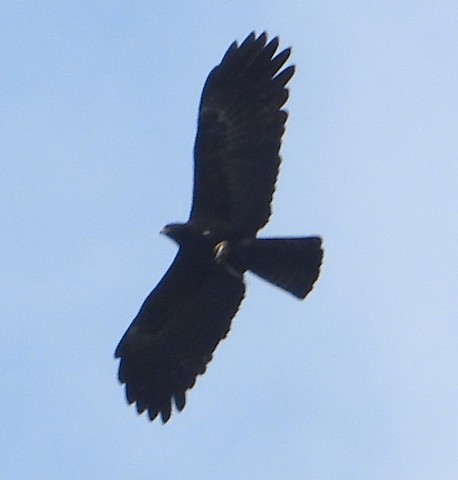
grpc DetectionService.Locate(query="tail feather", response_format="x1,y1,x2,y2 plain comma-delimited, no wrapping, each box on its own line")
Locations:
230,237,323,299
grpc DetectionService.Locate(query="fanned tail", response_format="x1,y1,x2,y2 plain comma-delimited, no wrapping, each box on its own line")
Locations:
230,237,323,299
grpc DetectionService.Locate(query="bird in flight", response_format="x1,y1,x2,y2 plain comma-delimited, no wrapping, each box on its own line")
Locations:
115,32,323,423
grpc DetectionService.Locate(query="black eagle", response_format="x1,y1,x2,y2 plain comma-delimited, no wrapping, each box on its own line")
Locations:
115,32,323,423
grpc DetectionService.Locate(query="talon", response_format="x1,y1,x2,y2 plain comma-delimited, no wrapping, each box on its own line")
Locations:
214,241,228,262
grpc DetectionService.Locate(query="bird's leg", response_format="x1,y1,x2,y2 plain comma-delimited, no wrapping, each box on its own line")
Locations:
214,241,229,263
214,241,243,279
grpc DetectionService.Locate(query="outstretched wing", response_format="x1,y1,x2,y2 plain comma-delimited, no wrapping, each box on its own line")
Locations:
190,32,294,236
115,252,245,423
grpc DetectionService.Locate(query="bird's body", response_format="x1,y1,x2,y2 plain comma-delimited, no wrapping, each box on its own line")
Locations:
115,32,323,423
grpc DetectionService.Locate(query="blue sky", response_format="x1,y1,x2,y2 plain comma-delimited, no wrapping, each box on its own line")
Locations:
2,1,458,479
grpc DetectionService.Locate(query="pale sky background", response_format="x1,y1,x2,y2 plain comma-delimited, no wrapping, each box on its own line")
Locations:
2,2,458,479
